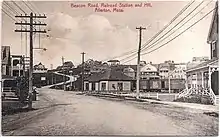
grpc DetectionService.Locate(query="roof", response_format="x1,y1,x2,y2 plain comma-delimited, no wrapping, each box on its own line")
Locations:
207,2,218,43
123,67,135,72
186,59,219,72
108,60,120,62
110,65,137,72
140,63,157,72
85,68,133,82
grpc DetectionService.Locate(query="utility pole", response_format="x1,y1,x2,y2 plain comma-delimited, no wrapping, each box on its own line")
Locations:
136,26,146,99
81,52,85,92
15,13,47,109
62,56,66,91
51,64,53,85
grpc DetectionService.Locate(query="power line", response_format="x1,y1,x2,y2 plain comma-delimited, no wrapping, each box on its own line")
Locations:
12,1,26,14
101,0,195,62
26,1,40,14
121,0,208,63
122,5,217,64
143,0,213,53
2,9,17,22
22,0,34,12
142,0,205,52
141,6,217,56
3,1,20,15
121,0,204,63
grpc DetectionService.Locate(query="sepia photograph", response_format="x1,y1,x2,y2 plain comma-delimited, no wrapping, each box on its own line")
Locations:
1,0,219,136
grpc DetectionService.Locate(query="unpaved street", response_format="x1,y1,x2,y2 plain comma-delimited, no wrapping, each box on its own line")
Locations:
2,88,218,136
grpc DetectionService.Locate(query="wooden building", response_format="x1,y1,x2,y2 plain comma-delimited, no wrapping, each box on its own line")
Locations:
186,3,219,95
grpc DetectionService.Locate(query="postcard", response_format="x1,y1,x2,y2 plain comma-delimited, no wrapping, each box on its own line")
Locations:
1,0,219,136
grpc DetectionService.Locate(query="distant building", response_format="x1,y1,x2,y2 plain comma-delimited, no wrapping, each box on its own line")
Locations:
140,63,160,80
187,56,209,69
33,62,48,87
34,62,48,73
84,68,134,91
107,60,120,66
158,60,175,79
123,66,135,79
170,63,187,79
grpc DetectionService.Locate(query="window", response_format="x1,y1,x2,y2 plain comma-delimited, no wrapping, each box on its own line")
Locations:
117,83,123,91
212,41,217,58
112,84,116,90
101,83,106,91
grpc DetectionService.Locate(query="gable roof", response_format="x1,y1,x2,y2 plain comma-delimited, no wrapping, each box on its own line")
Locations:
85,68,133,82
186,59,218,72
207,2,218,43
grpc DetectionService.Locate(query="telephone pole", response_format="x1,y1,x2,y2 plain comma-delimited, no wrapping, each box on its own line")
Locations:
81,52,85,92
15,13,47,109
62,56,66,91
136,26,146,99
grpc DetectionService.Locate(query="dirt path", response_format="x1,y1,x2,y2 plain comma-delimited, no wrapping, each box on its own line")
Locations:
2,88,218,136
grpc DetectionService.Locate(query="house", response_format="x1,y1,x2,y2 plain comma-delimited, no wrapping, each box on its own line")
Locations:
171,63,187,79
140,63,160,80
84,68,134,91
158,60,176,79
123,66,135,79
186,3,219,95
34,62,48,73
1,46,11,76
107,60,120,66
33,62,48,87
10,55,25,77
187,56,209,69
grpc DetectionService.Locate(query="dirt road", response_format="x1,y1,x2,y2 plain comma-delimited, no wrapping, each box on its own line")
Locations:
2,88,218,136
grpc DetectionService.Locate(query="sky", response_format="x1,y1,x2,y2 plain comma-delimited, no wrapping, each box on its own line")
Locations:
1,0,216,69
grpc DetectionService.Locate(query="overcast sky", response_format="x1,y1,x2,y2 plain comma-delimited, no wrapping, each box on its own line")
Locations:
2,0,216,68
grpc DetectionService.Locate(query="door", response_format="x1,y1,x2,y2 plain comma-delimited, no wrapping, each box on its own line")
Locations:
85,83,89,91
161,81,165,89
211,71,219,95
92,83,95,91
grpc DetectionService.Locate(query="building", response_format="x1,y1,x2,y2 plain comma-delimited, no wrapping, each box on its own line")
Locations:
10,55,25,77
170,63,187,79
33,62,48,87
123,66,135,79
140,63,160,80
34,62,48,73
1,46,11,76
186,3,218,95
107,60,120,66
158,60,175,79
84,68,134,91
187,56,209,69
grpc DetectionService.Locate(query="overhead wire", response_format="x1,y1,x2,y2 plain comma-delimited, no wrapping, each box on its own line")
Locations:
101,0,196,62
121,0,205,63
121,0,212,64
141,6,217,56
141,0,205,52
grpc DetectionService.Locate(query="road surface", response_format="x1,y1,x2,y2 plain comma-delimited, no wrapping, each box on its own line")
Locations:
2,88,218,136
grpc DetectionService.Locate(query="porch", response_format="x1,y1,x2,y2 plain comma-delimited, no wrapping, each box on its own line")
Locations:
186,59,218,95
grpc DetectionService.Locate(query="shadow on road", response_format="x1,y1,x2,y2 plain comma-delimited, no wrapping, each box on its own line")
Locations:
2,103,72,116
